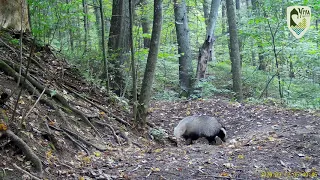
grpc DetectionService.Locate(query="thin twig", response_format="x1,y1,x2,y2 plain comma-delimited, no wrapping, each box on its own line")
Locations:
0,38,19,57
11,44,34,124
25,87,46,118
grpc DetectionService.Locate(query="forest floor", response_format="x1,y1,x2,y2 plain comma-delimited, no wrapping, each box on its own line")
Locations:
0,30,320,180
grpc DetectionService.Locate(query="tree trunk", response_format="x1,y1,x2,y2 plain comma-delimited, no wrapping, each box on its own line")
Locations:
251,0,265,71
93,0,102,51
236,0,240,10
221,0,226,33
66,0,74,53
196,0,221,81
0,0,30,32
226,0,243,102
129,0,137,120
174,0,193,97
82,0,89,52
202,0,210,27
99,0,110,92
108,0,130,95
141,0,151,48
137,0,162,128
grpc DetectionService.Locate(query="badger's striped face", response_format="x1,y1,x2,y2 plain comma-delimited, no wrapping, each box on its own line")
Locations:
220,127,227,142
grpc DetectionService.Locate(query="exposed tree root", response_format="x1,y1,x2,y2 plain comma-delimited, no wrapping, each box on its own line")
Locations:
49,125,108,151
60,126,107,151
26,75,101,138
92,119,121,144
5,130,42,174
62,131,90,155
61,83,131,127
12,163,42,180
1,59,101,138
0,60,39,96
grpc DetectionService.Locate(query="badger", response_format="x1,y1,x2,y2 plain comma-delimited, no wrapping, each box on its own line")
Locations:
174,115,226,145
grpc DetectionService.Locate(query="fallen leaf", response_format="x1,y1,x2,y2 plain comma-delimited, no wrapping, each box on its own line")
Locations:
151,167,160,172
223,163,233,168
94,151,101,157
220,172,229,176
154,148,163,153
0,123,8,131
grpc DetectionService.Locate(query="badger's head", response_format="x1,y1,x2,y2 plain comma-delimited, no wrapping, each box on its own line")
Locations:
173,124,186,139
217,127,227,142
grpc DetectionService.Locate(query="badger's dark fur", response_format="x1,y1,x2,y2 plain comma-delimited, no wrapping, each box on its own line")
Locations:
174,115,226,145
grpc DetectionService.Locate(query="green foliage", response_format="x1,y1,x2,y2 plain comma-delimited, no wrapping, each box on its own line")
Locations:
149,128,168,142
9,39,19,46
50,90,57,97
153,90,180,100
27,0,320,109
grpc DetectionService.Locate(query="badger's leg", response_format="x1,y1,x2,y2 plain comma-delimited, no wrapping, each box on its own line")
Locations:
206,136,216,145
184,133,199,145
186,138,193,145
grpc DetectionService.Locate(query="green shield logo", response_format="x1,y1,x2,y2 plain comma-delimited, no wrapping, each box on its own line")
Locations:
287,6,311,39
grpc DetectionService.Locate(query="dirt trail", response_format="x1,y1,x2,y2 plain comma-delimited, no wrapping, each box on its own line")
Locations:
120,100,320,179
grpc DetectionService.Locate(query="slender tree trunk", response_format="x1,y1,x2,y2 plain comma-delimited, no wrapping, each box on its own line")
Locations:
174,0,193,97
236,0,240,10
137,0,162,127
251,0,265,71
93,0,102,51
99,0,109,92
141,0,151,48
129,0,137,120
221,0,226,33
196,0,221,81
66,0,74,53
82,0,89,53
202,0,210,27
226,0,243,102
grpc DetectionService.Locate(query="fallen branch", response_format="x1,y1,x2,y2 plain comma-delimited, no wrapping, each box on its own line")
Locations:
12,163,42,180
5,130,42,173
